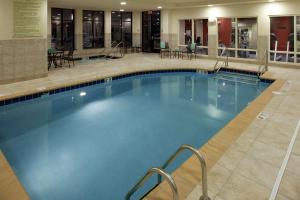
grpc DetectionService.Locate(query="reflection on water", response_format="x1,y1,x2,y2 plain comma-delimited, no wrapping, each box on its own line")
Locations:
0,72,269,200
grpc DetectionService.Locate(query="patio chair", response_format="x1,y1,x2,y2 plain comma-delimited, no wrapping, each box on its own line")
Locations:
182,43,196,60
160,41,171,58
63,50,75,68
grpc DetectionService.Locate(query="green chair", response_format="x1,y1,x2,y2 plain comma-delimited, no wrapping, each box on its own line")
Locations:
160,41,171,58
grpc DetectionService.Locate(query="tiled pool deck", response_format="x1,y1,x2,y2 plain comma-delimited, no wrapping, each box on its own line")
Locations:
0,53,299,200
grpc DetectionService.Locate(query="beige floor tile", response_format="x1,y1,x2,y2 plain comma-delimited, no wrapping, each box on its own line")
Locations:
185,184,216,200
207,164,232,195
286,154,300,176
214,196,225,200
217,173,270,200
247,141,286,166
217,146,245,171
292,140,300,156
256,128,291,150
278,171,300,200
235,155,280,189
276,194,293,200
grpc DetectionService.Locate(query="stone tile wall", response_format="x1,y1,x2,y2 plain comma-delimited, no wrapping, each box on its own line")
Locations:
0,39,48,84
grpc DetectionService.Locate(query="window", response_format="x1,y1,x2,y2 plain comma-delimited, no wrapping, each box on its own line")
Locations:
194,19,208,55
83,10,104,49
179,20,192,45
111,11,132,47
270,16,294,63
237,18,257,59
142,10,161,53
297,16,300,63
51,8,75,50
218,17,257,59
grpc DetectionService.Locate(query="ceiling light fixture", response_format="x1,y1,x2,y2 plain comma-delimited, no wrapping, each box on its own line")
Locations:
120,2,127,5
208,4,213,7
157,6,162,9
269,0,275,2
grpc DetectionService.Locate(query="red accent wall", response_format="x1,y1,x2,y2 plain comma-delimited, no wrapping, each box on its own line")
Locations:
185,20,192,32
203,19,208,46
218,18,232,47
270,17,294,51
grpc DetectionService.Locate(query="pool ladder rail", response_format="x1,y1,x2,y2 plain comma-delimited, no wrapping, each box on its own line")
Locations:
125,144,211,200
214,47,229,73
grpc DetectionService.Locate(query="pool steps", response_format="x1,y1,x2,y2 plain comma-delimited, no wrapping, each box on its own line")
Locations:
126,145,211,200
215,71,261,85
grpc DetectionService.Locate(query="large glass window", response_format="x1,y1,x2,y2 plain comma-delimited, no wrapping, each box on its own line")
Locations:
218,18,236,48
270,16,294,63
179,20,192,45
51,8,75,50
218,17,257,59
194,19,208,55
297,16,300,63
237,18,258,59
217,18,236,57
111,11,132,47
83,10,104,49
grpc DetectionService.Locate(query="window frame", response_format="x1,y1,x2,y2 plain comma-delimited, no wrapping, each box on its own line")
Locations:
51,8,75,50
269,15,300,64
217,16,258,60
111,11,133,47
83,10,105,49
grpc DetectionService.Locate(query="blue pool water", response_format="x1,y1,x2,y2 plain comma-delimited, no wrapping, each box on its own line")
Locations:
0,72,269,200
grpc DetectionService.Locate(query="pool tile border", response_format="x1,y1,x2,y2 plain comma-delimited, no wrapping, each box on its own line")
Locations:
0,67,279,200
145,78,285,199
0,68,272,107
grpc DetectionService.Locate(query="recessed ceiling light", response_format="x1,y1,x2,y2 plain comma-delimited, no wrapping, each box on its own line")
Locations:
120,2,127,5
208,4,213,7
157,6,162,9
269,0,275,2
120,9,124,12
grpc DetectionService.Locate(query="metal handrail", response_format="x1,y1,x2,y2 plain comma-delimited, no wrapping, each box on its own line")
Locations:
125,167,179,200
99,41,118,55
257,50,268,76
106,41,125,58
158,144,211,200
214,47,229,72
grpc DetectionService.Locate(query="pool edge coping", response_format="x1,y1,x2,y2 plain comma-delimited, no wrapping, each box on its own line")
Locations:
0,67,277,200
145,78,286,199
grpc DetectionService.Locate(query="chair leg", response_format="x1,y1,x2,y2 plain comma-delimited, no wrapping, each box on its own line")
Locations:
68,60,70,68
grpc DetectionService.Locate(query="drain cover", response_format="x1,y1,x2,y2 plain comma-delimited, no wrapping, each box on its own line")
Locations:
257,112,268,120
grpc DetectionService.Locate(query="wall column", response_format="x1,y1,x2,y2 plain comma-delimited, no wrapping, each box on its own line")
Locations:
132,11,141,46
105,11,111,48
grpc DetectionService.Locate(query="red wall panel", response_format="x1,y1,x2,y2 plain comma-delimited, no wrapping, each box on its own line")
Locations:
218,18,232,47
270,17,294,51
203,19,208,46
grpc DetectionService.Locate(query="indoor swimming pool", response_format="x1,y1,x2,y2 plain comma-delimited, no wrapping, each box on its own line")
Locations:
0,71,270,200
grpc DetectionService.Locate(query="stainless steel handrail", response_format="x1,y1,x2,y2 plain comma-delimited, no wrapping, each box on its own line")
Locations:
125,167,179,200
109,41,125,58
100,41,118,56
158,144,211,200
214,47,229,72
257,50,268,76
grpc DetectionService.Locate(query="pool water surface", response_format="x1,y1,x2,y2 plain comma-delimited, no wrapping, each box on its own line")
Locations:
0,72,270,200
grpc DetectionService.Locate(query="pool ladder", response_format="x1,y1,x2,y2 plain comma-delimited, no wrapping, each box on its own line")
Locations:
125,144,211,200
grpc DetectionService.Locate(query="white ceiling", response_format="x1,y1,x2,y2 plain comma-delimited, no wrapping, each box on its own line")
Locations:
48,0,287,11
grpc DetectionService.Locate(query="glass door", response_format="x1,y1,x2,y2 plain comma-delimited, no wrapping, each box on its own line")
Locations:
142,11,161,53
